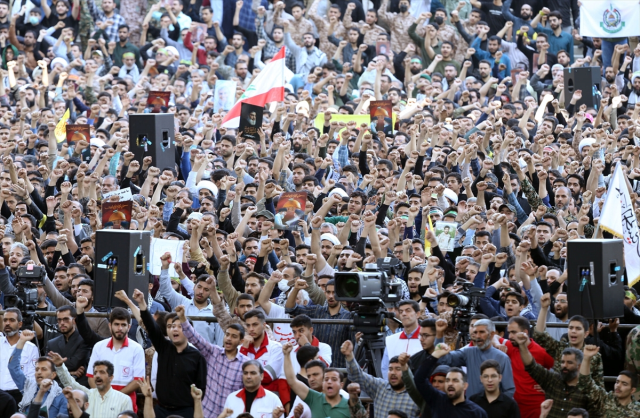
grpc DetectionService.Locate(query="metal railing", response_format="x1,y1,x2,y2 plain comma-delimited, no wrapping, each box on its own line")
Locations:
1,310,636,384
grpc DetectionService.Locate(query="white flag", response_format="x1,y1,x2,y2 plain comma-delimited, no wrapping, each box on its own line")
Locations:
580,1,640,38
599,163,640,286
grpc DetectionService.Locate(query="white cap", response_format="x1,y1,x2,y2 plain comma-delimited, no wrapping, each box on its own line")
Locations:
90,138,105,148
443,188,458,205
320,233,340,246
195,180,218,197
328,188,348,199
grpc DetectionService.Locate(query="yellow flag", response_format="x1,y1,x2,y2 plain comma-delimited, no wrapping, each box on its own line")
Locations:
425,213,434,256
54,108,70,143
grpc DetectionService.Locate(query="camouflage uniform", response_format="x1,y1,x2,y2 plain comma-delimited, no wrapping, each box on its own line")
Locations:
78,0,104,51
120,0,146,46
533,329,605,388
521,177,595,237
577,373,640,418
625,325,640,401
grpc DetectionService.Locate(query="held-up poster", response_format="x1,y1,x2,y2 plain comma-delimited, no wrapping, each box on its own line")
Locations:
101,201,133,230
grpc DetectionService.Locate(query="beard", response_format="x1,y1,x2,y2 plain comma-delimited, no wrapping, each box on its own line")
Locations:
447,388,463,399
292,143,302,152
5,329,19,337
410,67,421,75
390,381,405,391
521,12,531,20
561,368,578,382
474,338,491,350
112,330,127,341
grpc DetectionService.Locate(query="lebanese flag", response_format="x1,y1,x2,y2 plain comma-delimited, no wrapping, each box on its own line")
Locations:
221,47,286,128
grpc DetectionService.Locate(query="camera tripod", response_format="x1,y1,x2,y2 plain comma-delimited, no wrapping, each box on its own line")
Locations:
351,303,403,378
355,334,387,378
453,308,472,349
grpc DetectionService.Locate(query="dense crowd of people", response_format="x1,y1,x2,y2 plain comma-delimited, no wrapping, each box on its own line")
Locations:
1,0,640,418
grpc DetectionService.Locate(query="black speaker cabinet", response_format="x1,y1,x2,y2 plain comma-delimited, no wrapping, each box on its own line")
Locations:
567,239,624,319
129,113,175,171
564,67,602,110
94,230,151,308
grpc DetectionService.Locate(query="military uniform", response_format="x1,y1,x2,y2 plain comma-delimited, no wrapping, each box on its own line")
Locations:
521,178,595,237
625,325,640,401
533,329,605,388
578,373,640,418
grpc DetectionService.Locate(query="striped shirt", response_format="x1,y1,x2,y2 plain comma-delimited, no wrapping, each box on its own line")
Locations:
347,358,421,418
182,320,247,418
286,304,354,368
56,364,132,418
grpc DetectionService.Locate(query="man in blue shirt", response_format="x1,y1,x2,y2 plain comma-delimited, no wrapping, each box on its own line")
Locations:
9,330,67,417
472,35,512,79
434,319,516,397
530,8,574,63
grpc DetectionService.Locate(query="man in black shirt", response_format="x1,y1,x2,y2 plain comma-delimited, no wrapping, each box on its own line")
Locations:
415,344,488,418
42,0,79,38
134,289,207,418
46,305,91,387
470,0,506,36
0,388,17,418
470,360,521,418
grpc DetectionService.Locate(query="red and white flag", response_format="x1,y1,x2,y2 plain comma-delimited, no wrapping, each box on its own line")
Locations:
221,47,286,128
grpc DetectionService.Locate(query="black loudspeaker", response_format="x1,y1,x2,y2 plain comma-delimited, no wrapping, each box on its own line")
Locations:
128,113,175,170
564,67,602,110
94,230,151,308
567,239,624,319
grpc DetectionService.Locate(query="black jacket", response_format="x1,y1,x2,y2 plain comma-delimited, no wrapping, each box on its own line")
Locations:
46,329,91,387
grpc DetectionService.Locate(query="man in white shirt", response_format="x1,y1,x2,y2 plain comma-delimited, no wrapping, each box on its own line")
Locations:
85,307,145,413
170,0,192,39
0,308,38,404
50,353,133,418
381,300,422,379
289,314,332,374
223,360,282,418
240,310,290,406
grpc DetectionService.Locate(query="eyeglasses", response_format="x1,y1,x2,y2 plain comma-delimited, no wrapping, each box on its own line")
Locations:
57,317,72,323
419,333,435,339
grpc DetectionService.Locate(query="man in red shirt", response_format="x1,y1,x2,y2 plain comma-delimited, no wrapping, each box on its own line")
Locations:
505,316,555,418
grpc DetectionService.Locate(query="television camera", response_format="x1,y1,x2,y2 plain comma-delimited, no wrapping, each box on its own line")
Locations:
446,281,485,347
334,257,404,377
4,265,46,328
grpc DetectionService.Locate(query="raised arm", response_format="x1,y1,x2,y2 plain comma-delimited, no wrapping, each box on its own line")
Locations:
283,343,310,400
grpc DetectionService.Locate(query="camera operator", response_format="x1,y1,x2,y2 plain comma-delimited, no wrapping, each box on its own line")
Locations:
0,308,39,404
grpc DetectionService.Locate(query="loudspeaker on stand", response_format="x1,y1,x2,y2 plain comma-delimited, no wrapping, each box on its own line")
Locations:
94,230,151,308
567,239,624,319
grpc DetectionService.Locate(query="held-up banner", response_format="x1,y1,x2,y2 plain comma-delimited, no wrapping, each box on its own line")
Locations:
598,163,640,286
580,1,640,38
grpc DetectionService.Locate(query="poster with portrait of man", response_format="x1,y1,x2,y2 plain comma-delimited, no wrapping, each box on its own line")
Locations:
370,100,393,135
193,22,209,43
435,221,457,253
239,103,263,140
213,80,237,112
